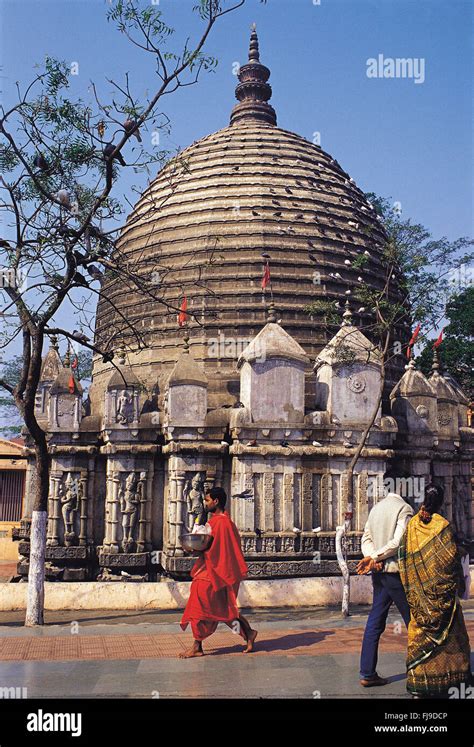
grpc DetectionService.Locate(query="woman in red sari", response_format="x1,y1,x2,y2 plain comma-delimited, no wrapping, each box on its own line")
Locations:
179,487,257,658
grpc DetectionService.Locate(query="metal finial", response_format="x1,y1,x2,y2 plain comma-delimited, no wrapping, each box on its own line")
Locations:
230,27,276,127
249,24,260,62
432,347,440,374
50,335,59,353
342,300,352,326
64,347,70,367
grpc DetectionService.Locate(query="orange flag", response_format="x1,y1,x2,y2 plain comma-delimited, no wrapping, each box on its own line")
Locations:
178,296,188,327
262,262,270,290
433,328,444,348
68,374,76,394
406,323,421,358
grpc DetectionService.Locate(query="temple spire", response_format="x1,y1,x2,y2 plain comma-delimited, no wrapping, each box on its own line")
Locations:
248,22,260,62
230,25,277,127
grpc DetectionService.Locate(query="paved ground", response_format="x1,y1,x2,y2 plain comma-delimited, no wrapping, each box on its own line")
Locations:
0,601,472,699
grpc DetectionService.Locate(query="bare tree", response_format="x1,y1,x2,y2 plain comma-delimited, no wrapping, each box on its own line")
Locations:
0,0,246,625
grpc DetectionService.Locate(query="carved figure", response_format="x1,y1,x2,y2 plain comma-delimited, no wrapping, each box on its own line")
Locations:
120,472,140,546
184,472,206,531
60,474,80,541
116,389,134,424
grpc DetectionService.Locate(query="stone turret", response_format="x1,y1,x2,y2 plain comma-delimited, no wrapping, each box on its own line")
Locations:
313,304,383,428
390,359,437,447
35,336,63,421
165,335,208,427
237,307,310,424
48,349,83,434
104,348,141,432
429,349,459,447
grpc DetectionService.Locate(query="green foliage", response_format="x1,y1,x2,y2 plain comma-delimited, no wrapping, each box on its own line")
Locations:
416,287,474,398
305,299,341,328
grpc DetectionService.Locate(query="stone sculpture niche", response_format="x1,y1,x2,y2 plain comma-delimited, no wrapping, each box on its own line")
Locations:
47,470,88,548
183,471,207,531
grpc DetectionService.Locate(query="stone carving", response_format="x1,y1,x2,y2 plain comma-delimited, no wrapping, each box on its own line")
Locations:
116,389,135,424
184,472,207,531
347,374,366,393
242,536,257,553
60,474,80,546
279,535,295,552
260,536,276,553
438,412,452,426
119,472,145,552
452,475,471,540
416,404,429,419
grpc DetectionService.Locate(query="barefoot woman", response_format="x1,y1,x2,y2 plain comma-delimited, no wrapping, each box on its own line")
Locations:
179,487,258,658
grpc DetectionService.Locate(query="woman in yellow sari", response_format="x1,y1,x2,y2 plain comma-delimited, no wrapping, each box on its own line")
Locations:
398,484,471,698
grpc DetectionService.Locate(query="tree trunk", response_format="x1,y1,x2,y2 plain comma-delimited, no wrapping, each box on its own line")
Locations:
25,441,49,626
25,510,47,626
335,524,350,617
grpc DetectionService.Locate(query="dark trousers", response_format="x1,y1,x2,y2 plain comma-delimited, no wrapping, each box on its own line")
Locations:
359,572,411,679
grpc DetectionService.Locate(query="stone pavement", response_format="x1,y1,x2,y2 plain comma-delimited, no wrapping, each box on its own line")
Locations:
0,602,472,698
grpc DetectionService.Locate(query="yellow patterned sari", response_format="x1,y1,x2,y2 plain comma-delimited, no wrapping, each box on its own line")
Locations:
398,513,471,697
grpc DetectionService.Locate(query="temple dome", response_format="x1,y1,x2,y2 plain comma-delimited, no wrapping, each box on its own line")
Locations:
92,27,406,413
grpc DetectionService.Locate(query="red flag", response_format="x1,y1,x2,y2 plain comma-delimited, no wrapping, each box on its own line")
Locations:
178,296,188,327
68,374,75,394
433,328,444,348
406,323,421,358
262,262,270,290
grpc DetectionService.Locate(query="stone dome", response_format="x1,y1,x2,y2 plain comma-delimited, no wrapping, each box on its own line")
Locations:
92,27,405,412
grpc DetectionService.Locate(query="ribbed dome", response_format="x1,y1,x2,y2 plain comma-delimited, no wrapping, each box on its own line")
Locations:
92,29,406,412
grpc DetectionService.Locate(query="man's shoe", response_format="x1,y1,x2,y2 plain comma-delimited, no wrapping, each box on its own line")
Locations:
360,674,388,688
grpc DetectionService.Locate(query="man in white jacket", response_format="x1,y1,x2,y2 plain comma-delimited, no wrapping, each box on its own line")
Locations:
358,469,414,688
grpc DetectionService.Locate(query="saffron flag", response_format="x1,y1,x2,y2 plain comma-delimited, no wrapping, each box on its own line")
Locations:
406,323,421,358
433,328,444,348
262,262,270,290
178,296,188,327
68,374,75,394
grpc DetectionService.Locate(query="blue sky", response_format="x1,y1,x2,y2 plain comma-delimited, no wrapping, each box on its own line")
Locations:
1,0,472,238
0,0,472,379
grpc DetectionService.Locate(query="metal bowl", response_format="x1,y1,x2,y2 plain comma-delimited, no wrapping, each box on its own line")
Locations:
179,533,213,553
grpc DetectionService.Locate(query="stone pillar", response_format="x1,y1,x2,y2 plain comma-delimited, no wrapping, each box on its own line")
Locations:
78,471,88,547
46,471,61,547
301,472,312,531
136,471,148,553
282,472,294,531
175,472,186,556
105,470,121,553
263,472,274,531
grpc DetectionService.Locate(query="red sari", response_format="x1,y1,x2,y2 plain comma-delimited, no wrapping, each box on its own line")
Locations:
180,511,248,641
